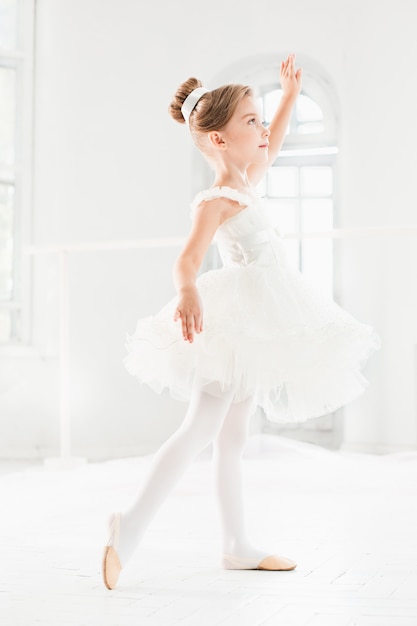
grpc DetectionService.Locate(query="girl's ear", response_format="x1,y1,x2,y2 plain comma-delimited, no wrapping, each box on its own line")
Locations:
208,131,227,150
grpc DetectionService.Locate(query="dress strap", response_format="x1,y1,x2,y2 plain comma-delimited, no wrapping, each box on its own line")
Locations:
190,186,254,215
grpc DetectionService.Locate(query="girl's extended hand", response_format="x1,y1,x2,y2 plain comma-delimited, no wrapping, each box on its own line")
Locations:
173,287,203,343
280,53,302,100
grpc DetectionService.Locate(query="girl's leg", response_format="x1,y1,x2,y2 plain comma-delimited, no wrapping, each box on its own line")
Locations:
214,399,295,570
213,397,297,570
213,397,276,564
113,383,236,567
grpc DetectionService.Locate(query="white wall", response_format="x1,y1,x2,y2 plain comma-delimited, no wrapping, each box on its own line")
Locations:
1,0,416,458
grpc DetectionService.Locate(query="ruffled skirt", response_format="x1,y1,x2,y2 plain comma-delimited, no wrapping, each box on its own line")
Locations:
124,264,380,422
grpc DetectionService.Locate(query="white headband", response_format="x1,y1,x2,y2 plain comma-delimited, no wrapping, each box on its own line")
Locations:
181,87,209,125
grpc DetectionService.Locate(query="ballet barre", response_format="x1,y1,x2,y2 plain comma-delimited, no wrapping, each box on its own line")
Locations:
23,224,417,257
23,224,417,468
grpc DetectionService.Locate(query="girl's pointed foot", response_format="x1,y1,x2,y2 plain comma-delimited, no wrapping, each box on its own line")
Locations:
222,553,296,571
102,513,122,589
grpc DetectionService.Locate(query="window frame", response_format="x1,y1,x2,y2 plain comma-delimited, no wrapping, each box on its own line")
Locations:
0,0,35,349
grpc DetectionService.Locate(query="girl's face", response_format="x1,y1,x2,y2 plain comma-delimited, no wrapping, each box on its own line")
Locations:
220,95,270,165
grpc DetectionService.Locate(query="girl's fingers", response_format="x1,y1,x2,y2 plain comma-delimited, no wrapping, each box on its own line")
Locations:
183,315,192,340
194,311,203,334
282,56,292,76
281,54,300,81
284,54,295,69
174,309,187,339
175,307,203,342
184,313,197,342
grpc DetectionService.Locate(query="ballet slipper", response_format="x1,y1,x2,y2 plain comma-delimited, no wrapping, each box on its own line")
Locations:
258,554,297,570
102,512,122,589
222,553,297,571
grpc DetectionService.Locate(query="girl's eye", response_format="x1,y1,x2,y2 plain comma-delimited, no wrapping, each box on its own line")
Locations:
262,120,269,128
248,118,256,125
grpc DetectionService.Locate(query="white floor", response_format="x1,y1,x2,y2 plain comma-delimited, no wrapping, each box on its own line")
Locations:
1,434,417,626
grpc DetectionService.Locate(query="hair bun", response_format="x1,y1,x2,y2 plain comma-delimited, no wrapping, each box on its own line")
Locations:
169,77,204,124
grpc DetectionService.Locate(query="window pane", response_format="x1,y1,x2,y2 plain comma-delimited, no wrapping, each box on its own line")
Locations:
264,198,298,232
301,198,333,231
0,183,14,300
268,166,298,197
296,94,323,122
0,67,16,166
301,199,333,295
298,122,324,134
301,238,333,295
264,89,282,123
264,88,290,135
0,0,17,50
300,167,332,197
283,238,300,270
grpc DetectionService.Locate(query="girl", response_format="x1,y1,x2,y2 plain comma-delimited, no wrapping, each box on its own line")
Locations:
102,54,380,589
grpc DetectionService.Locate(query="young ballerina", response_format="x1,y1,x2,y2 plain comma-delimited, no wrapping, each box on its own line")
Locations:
102,54,380,589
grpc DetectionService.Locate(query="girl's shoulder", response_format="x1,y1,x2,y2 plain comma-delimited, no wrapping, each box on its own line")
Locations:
190,186,256,216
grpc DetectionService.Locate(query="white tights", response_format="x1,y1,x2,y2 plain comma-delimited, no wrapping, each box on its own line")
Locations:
116,383,269,567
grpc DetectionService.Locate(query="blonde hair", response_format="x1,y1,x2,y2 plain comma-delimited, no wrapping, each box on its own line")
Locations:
169,77,252,147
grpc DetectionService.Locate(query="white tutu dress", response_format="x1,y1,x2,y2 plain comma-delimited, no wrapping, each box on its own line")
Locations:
124,186,380,422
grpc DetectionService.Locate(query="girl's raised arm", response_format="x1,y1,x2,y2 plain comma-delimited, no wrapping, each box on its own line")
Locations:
248,54,302,186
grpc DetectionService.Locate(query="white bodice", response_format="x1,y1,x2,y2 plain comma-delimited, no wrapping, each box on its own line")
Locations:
191,186,286,268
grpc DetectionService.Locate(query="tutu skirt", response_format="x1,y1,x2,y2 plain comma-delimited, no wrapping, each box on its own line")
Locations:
124,262,380,423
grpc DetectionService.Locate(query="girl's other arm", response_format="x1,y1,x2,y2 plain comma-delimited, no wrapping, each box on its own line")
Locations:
173,200,223,342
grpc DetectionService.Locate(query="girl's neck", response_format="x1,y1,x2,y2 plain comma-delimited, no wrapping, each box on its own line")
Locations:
212,172,254,194
209,153,256,193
